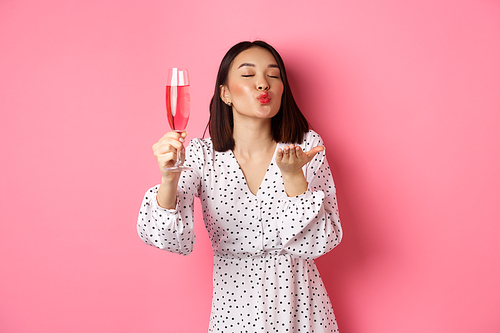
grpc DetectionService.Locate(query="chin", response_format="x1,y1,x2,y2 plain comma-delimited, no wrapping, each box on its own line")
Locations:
255,109,279,119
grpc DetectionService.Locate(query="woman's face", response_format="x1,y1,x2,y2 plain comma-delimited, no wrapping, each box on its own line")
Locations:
220,47,284,121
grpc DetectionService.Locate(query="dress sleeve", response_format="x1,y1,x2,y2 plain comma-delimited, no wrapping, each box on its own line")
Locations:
278,132,343,260
136,139,203,256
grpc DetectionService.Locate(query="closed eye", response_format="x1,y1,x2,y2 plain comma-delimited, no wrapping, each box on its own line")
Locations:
241,74,254,77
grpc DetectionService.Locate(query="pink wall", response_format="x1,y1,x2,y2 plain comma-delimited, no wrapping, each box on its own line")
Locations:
1,0,499,332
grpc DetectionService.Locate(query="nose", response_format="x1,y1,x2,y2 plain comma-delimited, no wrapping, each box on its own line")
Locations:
257,76,270,91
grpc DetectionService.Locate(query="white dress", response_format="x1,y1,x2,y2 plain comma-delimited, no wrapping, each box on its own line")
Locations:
137,130,342,333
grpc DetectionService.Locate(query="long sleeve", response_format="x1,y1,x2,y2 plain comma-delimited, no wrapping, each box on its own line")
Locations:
137,140,204,256
137,185,197,255
277,133,342,259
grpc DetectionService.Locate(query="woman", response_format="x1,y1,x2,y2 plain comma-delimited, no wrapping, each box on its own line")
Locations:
138,41,342,332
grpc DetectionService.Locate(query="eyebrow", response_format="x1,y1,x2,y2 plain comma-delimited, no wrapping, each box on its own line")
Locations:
237,63,279,69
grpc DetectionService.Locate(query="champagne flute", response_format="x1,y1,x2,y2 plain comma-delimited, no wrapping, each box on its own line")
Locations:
165,68,191,172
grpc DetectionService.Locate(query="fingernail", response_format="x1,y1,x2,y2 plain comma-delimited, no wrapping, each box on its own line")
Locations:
179,137,185,143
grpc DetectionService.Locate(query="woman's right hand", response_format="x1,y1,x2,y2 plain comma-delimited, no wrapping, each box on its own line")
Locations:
152,131,187,209
152,131,187,182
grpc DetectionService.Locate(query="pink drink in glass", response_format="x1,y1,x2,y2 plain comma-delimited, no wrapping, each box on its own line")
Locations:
166,84,190,131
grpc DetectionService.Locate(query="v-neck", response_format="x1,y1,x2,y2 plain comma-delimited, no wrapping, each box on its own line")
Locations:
229,143,280,197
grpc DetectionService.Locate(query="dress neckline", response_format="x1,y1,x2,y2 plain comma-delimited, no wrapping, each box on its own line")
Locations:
229,142,281,197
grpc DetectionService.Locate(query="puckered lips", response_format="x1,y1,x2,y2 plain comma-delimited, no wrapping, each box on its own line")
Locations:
257,91,271,104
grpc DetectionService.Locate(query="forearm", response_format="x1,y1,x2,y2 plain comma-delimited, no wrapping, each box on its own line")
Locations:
281,170,308,197
156,176,180,209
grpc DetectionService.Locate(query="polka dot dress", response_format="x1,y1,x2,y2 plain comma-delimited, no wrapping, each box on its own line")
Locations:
138,130,342,332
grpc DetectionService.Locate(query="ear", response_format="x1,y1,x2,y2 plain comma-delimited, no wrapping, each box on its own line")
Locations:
219,84,230,104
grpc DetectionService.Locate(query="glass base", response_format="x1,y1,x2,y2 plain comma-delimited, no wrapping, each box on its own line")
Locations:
164,165,192,172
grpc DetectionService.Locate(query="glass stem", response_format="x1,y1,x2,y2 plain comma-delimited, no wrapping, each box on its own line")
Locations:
174,148,182,167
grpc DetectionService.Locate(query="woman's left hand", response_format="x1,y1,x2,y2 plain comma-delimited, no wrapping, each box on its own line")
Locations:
276,144,324,197
276,144,324,176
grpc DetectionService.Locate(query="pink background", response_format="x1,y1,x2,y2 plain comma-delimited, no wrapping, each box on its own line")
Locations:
1,0,499,332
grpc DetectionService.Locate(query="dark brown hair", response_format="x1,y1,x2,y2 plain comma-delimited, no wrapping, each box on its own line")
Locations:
208,41,309,152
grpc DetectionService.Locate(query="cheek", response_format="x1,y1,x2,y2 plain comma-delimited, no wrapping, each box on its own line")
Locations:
230,83,252,98
226,76,252,98
275,84,284,100
273,85,284,111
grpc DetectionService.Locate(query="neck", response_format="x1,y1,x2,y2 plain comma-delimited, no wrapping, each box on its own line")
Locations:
232,117,275,157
